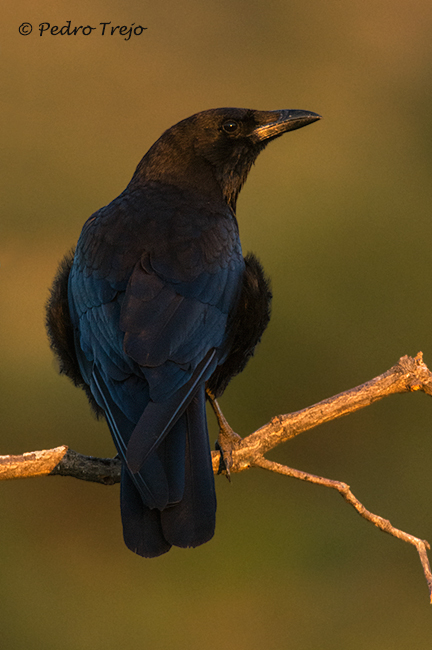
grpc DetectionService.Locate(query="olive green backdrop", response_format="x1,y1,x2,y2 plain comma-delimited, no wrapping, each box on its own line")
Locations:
2,0,432,647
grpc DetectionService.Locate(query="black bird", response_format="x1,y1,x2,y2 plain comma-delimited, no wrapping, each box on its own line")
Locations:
46,107,320,557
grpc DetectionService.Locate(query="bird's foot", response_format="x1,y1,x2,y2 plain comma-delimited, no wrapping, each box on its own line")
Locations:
206,389,242,480
215,430,242,481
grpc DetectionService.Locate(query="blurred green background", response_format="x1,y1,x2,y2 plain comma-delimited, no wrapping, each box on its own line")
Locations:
2,0,432,647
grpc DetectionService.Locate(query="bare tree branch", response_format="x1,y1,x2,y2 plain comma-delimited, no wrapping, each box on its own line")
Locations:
0,446,68,480
1,352,432,600
229,351,432,468
253,456,432,603
50,449,121,485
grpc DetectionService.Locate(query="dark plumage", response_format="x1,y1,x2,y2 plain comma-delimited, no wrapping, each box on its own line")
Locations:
46,107,320,557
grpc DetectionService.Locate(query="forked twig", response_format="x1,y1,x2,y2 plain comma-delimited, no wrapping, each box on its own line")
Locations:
253,456,432,603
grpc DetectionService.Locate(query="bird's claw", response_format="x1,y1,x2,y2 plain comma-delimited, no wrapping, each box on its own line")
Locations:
206,388,242,480
215,427,242,480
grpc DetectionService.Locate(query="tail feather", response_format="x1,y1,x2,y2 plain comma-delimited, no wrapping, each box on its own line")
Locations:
161,389,216,548
120,468,171,557
156,417,186,505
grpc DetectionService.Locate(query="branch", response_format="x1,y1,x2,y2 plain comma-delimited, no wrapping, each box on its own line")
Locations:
227,351,432,472
2,352,432,600
254,456,432,603
0,446,68,480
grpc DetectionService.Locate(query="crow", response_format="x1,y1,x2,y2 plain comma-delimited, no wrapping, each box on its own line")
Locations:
46,107,320,557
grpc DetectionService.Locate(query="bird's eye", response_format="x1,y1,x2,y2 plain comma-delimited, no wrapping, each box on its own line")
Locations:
221,120,239,134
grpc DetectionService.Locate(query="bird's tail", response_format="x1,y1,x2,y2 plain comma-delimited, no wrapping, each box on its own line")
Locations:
121,389,216,556
93,368,216,556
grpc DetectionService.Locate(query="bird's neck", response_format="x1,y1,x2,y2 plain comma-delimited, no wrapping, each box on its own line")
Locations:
129,141,241,214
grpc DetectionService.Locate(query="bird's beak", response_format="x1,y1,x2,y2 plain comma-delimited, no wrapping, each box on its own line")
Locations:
252,110,321,142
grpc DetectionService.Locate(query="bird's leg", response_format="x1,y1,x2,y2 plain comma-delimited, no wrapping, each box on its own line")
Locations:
206,388,242,480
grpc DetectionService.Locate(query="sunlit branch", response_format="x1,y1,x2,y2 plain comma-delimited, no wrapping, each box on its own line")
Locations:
1,352,432,600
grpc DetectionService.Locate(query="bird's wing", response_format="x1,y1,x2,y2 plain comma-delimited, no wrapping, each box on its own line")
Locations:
119,212,244,472
69,203,244,477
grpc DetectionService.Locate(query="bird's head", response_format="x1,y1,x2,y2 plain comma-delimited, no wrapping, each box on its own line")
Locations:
132,107,321,211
